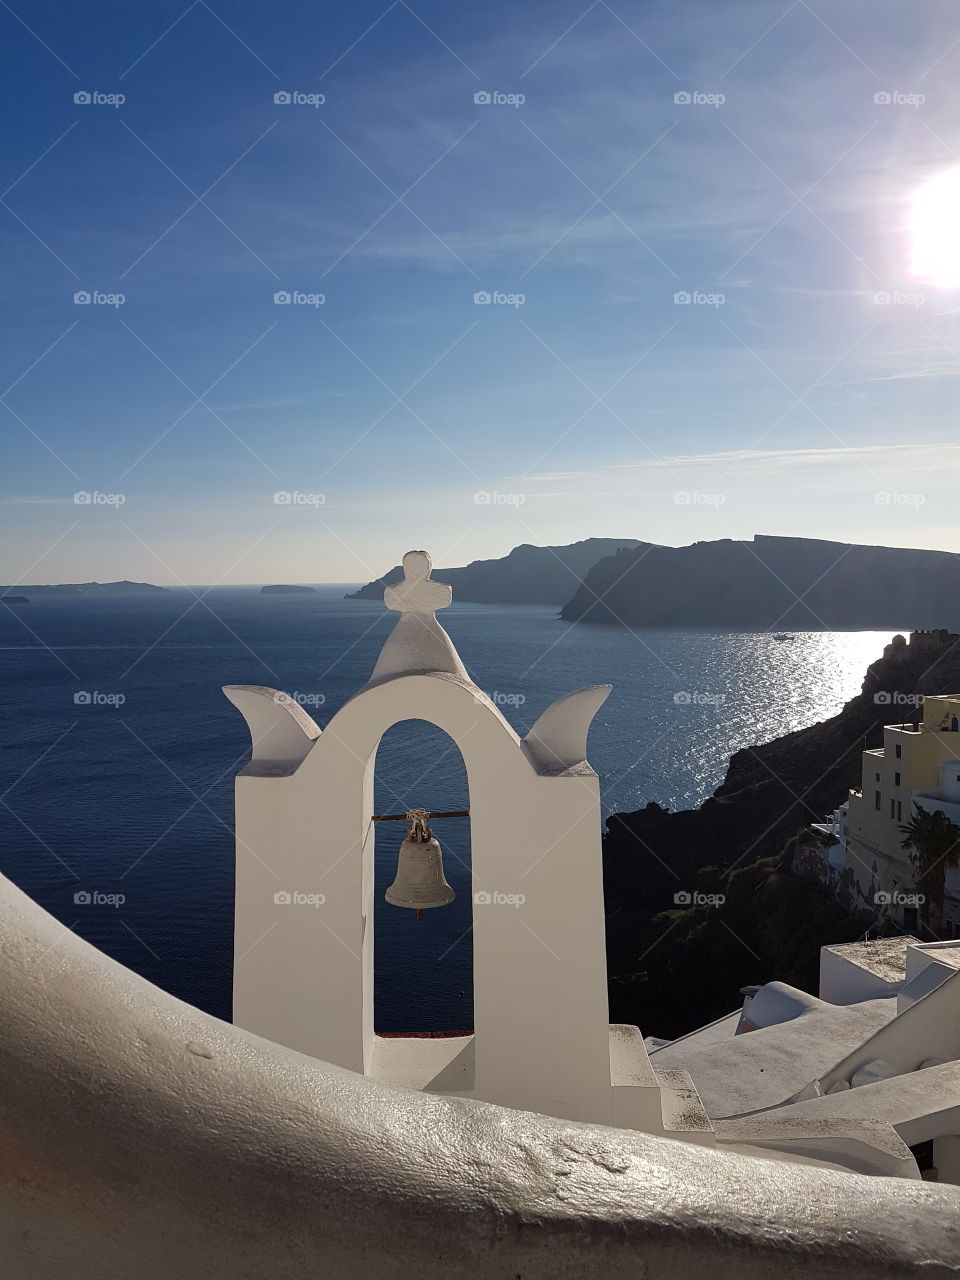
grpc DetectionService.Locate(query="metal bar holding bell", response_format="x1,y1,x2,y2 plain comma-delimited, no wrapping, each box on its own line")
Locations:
371,809,470,821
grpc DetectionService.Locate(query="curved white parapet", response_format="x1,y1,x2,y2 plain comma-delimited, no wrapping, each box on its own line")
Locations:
523,684,612,773
0,870,958,1279
223,684,320,773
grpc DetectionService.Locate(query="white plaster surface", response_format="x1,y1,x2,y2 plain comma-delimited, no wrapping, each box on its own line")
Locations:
227,667,616,1124
906,940,960,981
222,684,320,771
740,981,831,1029
2,868,959,1279
226,551,630,1129
647,1009,741,1053
819,938,918,1004
651,997,896,1119
934,1134,960,1184
898,961,955,1012
815,967,960,1095
369,550,469,683
729,1060,960,1175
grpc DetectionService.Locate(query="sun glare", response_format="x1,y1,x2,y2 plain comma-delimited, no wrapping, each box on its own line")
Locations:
908,166,960,287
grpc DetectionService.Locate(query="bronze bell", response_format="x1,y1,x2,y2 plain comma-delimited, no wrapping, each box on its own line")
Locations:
385,809,455,915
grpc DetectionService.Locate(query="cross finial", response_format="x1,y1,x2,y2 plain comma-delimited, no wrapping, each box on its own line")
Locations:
384,550,452,616
370,549,468,683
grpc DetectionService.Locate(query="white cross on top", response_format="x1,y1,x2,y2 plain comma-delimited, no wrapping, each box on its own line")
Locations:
384,550,452,616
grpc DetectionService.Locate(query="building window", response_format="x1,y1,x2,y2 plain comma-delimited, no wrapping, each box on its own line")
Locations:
904,906,919,933
897,800,902,822
876,772,881,782
895,772,901,787
890,798,896,819
875,790,881,810
895,744,902,758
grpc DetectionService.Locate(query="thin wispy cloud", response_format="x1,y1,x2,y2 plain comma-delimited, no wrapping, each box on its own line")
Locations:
2,0,960,579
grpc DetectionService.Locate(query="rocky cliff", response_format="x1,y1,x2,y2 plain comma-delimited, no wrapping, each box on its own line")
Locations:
604,629,960,1040
562,536,960,629
347,538,642,606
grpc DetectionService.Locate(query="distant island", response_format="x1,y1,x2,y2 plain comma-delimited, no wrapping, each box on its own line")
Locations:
1,595,29,604
561,535,960,629
0,580,167,598
347,539,641,606
261,584,317,595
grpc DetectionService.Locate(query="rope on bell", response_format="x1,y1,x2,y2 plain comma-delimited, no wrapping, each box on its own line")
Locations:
406,807,432,842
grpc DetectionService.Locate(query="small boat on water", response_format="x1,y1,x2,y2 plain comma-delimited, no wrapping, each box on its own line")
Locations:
772,633,793,641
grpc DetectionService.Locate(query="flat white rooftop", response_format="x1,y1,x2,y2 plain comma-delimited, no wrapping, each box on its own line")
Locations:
649,998,897,1119
824,937,920,985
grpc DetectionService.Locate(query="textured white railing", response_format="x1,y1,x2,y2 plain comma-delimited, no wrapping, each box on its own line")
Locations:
0,870,958,1279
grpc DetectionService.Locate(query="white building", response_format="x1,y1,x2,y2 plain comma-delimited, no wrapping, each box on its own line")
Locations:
651,935,960,1182
810,666,960,935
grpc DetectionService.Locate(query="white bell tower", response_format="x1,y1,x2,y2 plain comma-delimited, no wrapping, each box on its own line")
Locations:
225,550,711,1138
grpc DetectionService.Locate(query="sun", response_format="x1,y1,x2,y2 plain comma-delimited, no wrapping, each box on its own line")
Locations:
908,166,960,288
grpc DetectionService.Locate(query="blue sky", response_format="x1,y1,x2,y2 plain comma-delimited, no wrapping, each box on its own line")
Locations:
1,0,959,585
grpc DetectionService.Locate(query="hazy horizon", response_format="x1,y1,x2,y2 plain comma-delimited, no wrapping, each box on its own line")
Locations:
5,526,960,591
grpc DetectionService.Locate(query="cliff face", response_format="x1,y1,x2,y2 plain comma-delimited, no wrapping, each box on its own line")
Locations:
347,539,642,606
562,535,960,628
604,629,960,1040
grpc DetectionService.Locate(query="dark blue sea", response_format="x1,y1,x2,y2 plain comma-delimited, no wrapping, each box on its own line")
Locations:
0,586,895,1032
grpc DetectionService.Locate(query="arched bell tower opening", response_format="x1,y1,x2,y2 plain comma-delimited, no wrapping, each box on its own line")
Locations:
226,549,634,1128
372,719,473,1035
